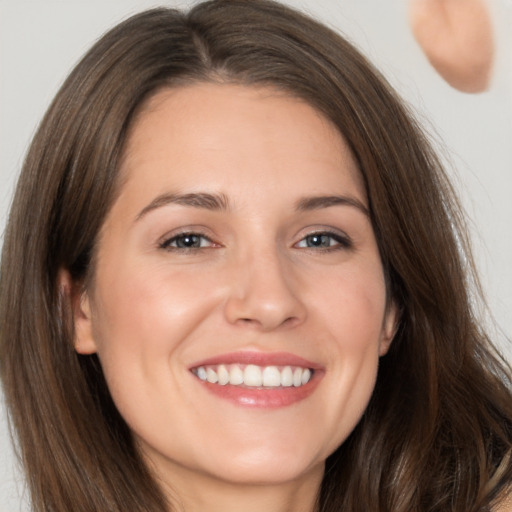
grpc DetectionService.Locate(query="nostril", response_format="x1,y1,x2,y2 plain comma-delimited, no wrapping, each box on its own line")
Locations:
235,315,298,330
282,316,301,328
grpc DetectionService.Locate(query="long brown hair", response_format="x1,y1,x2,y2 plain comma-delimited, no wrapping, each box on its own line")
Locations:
1,1,511,511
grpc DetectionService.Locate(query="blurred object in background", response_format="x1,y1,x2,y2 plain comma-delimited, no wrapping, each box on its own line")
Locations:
409,0,495,92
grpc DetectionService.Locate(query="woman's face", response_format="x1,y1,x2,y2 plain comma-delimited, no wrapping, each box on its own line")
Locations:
74,83,396,490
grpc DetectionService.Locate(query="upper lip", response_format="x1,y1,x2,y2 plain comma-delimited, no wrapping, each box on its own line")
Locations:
188,350,323,370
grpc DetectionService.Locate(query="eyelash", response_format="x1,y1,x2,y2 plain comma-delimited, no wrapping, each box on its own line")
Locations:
294,231,352,251
159,232,216,251
159,230,352,252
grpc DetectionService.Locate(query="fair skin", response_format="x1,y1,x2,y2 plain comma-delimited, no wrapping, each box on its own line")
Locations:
496,492,512,512
71,83,397,512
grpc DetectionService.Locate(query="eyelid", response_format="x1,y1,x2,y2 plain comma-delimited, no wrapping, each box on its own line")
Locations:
293,228,353,250
156,226,352,252
158,228,219,251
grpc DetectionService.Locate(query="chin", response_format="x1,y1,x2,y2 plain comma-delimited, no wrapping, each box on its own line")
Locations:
196,442,329,486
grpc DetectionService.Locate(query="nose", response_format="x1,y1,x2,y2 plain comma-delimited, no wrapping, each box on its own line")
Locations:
223,248,307,331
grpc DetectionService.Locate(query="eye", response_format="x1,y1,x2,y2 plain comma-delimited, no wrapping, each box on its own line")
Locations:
295,232,351,250
160,232,216,251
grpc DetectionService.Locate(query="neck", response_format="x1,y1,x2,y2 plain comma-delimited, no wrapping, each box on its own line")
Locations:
154,462,324,512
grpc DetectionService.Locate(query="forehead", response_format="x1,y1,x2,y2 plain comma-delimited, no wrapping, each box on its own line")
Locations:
118,83,365,205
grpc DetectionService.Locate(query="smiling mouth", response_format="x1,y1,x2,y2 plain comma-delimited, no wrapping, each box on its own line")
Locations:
192,364,313,388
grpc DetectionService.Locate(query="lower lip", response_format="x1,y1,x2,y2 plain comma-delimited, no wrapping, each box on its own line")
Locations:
194,371,323,408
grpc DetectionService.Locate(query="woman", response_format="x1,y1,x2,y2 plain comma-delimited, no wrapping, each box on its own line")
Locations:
0,1,511,511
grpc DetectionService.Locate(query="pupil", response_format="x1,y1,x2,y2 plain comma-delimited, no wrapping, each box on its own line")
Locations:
178,235,199,248
309,235,328,247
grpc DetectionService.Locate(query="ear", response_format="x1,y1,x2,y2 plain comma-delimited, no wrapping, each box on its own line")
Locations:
379,301,399,357
58,269,98,355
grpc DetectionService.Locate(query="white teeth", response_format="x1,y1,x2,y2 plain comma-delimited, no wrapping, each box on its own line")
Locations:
293,367,302,387
262,366,281,387
206,367,218,384
281,366,293,387
229,364,244,385
193,364,313,388
217,364,230,385
244,364,263,386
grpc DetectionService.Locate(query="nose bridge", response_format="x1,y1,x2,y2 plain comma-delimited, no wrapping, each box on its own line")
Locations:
224,241,305,330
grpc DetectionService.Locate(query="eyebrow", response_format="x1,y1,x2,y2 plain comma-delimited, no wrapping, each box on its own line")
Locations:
135,191,369,221
295,195,369,217
136,192,230,221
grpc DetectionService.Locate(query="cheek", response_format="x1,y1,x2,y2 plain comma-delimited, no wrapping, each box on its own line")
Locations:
91,257,219,346
316,260,388,345
331,270,387,390
88,259,222,398
306,262,387,442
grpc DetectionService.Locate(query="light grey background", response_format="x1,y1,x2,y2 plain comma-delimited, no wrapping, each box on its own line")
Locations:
1,1,511,509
